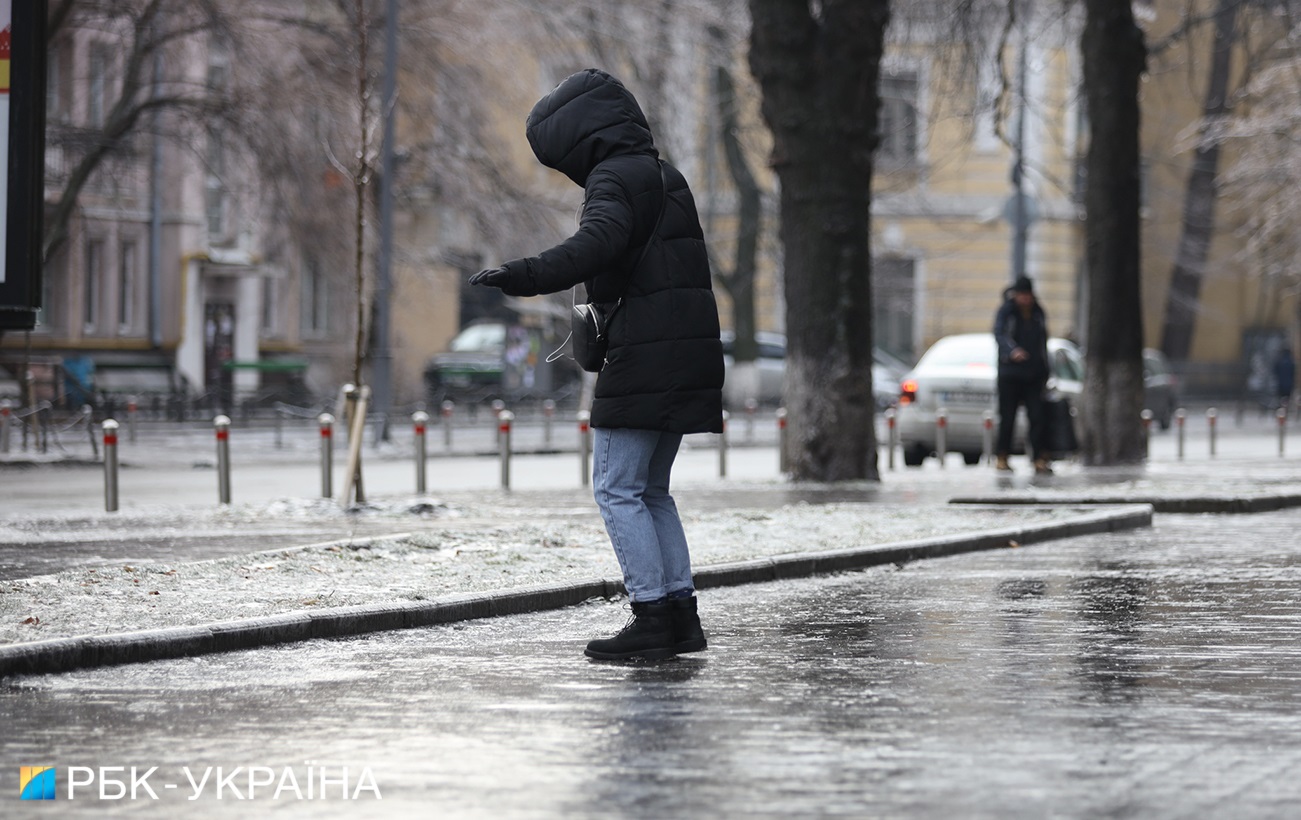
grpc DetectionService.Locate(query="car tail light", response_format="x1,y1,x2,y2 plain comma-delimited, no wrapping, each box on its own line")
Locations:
899,379,918,405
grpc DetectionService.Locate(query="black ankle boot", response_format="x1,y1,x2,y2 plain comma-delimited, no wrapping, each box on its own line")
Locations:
584,600,676,661
669,595,708,653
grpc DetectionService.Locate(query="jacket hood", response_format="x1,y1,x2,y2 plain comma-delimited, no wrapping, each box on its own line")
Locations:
525,69,658,186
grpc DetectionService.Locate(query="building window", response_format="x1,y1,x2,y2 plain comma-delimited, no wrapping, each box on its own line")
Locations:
88,44,111,127
205,129,227,239
118,241,137,332
302,255,329,337
873,256,916,361
878,71,919,165
46,44,62,119
84,240,105,333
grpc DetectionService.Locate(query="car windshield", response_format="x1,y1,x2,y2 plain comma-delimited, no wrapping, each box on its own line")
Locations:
919,337,996,369
449,324,506,352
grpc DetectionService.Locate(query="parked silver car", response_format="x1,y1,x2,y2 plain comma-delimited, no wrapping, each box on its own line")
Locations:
721,331,909,409
895,333,1084,466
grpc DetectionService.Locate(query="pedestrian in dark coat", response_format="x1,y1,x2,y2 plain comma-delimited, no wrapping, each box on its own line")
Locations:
470,68,723,661
992,276,1051,473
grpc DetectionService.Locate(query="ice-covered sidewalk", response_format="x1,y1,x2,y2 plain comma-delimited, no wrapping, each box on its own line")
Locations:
3,429,1298,677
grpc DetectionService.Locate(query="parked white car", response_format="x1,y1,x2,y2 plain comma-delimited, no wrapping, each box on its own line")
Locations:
895,333,1084,466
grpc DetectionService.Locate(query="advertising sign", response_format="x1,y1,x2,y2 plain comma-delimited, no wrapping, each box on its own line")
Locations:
0,0,44,330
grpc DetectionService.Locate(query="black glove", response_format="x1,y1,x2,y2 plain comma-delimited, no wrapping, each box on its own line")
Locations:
469,267,509,289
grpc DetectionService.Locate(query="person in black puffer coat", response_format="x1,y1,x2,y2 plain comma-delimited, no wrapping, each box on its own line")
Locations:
470,69,723,661
992,276,1051,474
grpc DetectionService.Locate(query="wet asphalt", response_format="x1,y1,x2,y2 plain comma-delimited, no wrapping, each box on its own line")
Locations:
3,510,1299,818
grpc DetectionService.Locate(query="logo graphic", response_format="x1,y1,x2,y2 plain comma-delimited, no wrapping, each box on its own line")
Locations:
20,767,56,801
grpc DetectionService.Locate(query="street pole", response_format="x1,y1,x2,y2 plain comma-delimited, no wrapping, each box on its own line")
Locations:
1009,0,1031,285
371,0,398,443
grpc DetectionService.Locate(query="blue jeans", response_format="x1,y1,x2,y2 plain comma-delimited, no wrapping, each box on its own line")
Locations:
593,427,695,602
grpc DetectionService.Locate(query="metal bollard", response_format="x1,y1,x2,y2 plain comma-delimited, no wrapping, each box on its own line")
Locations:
491,399,506,444
318,413,334,499
214,415,232,505
498,410,514,490
274,405,285,450
1141,409,1153,458
1207,407,1218,458
0,400,10,453
84,405,98,459
413,411,429,494
719,410,730,478
543,399,556,448
981,410,994,465
744,398,758,443
441,400,455,451
102,419,120,512
936,408,948,468
1279,407,1288,457
884,407,896,470
127,396,138,444
1175,408,1186,460
777,407,789,473
578,411,592,487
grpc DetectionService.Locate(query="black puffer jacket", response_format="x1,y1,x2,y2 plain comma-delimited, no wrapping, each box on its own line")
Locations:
993,297,1050,384
496,69,724,434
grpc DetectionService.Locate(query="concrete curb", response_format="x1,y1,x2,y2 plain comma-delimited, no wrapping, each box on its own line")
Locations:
0,505,1151,679
949,493,1301,514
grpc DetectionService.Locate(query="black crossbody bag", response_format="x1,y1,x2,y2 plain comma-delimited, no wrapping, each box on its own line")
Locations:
571,164,668,372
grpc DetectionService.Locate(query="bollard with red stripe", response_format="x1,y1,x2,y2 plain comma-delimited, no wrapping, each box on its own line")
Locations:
214,415,232,505
498,410,514,490
0,400,12,454
719,410,730,478
777,407,789,473
1175,408,1186,460
127,396,139,443
318,413,335,499
1140,409,1154,458
440,400,455,450
981,410,994,465
1278,407,1288,457
413,411,430,494
936,408,948,468
578,411,592,487
1206,407,1218,458
543,399,556,448
102,419,120,512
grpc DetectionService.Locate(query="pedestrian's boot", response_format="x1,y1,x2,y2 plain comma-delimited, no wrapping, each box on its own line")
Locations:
995,454,1012,472
1034,458,1054,475
584,600,676,661
669,595,708,654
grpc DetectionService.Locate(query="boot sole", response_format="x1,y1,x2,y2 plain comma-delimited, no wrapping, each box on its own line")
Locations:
674,638,707,654
584,646,677,661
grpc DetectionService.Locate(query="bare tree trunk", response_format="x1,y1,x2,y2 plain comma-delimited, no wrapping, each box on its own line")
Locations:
748,0,887,482
1158,0,1239,363
1080,0,1147,465
713,61,761,365
352,0,372,389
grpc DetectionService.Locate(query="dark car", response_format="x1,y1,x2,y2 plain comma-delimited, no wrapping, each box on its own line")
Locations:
424,321,579,405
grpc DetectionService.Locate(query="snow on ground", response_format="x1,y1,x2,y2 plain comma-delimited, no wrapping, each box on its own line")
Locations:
0,500,1076,644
